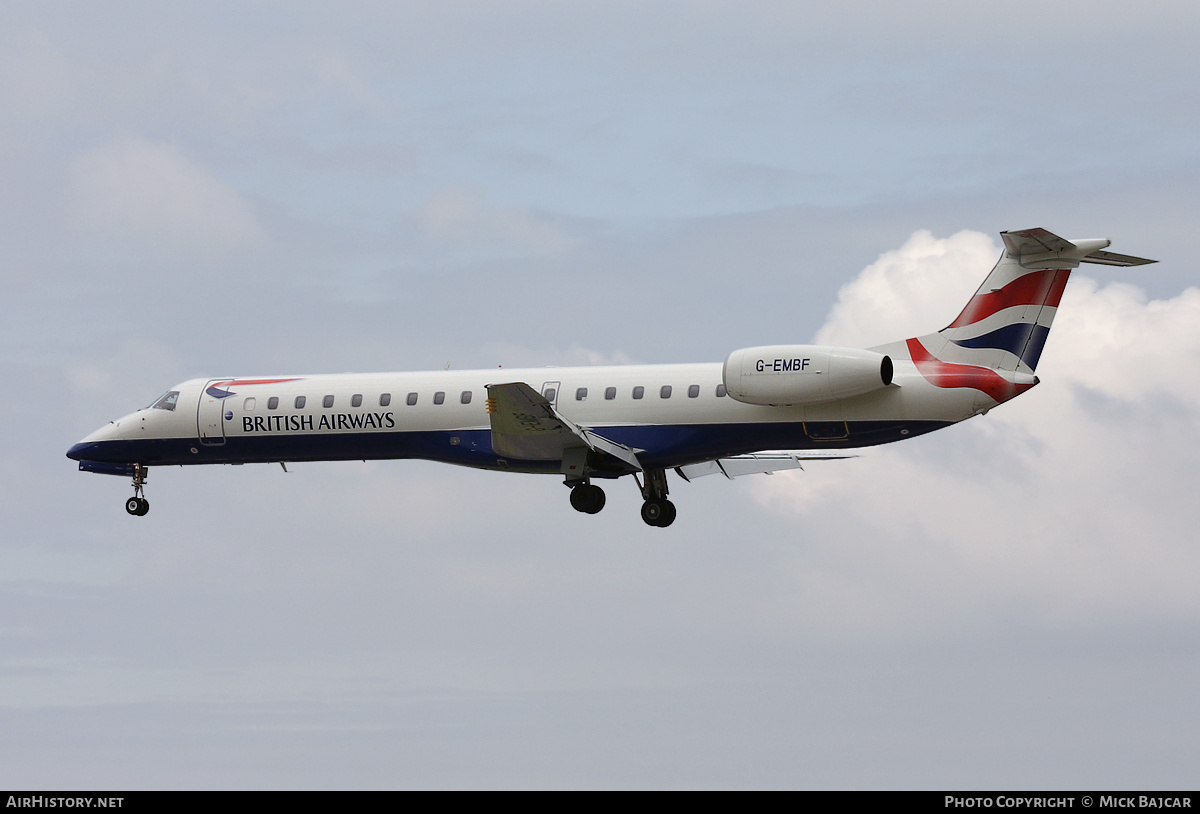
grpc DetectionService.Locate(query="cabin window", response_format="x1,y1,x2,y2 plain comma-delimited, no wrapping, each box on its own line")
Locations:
434,391,445,405
575,387,588,401
323,395,334,408
294,396,306,409
461,390,472,404
632,386,644,400
380,393,391,407
267,397,279,410
688,385,700,398
406,392,417,406
716,384,727,397
150,391,179,411
243,397,256,411
351,394,363,407
660,385,672,399
605,387,616,400
544,387,557,402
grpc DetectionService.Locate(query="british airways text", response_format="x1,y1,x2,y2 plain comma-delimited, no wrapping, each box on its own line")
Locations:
241,412,395,433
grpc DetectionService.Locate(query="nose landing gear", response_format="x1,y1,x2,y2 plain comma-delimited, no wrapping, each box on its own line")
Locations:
125,465,149,516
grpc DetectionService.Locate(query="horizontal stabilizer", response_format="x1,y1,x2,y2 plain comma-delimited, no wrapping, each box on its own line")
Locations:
1001,228,1156,269
675,451,856,481
1001,227,1076,257
1078,249,1157,267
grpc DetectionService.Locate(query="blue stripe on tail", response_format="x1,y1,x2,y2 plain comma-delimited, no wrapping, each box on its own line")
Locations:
948,323,1051,370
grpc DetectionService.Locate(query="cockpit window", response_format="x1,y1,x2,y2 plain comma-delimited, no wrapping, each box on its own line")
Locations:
150,391,179,411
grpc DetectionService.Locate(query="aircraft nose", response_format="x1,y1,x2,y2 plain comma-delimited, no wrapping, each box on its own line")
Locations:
66,441,92,461
67,419,128,462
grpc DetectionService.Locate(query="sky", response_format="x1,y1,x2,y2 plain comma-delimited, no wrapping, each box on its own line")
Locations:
2,0,1199,789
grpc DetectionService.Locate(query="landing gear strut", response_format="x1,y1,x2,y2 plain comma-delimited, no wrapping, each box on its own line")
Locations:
125,465,149,516
635,468,676,527
569,482,606,514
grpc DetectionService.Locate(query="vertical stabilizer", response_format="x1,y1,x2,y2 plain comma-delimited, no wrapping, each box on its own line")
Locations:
869,229,1155,410
915,228,1153,375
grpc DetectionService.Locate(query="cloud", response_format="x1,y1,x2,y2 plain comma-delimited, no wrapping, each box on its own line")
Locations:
414,185,578,258
71,138,265,252
813,228,999,347
1045,277,1200,402
755,229,1200,634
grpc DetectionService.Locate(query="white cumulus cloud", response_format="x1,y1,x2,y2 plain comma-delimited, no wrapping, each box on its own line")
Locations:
753,229,1200,634
814,228,999,347
71,138,264,252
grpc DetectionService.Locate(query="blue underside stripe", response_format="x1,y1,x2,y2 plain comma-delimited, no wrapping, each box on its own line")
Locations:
68,420,952,473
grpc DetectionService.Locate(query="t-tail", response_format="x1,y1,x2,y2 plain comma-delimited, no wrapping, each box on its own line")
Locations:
878,228,1155,406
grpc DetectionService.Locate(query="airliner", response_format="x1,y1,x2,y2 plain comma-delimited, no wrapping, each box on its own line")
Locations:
67,228,1153,526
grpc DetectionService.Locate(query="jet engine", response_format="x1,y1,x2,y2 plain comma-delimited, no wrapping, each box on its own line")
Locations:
722,345,893,406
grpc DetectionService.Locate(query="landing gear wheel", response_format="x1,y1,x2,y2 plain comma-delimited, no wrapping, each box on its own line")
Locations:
570,483,606,514
635,468,676,527
125,464,150,516
641,498,676,527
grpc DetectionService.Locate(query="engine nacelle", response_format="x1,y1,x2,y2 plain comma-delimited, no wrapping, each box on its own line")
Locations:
722,345,893,406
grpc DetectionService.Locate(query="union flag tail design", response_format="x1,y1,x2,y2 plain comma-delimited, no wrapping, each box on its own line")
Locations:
876,228,1154,406
940,264,1071,373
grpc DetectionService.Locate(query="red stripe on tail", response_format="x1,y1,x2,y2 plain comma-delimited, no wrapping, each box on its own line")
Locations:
946,269,1070,329
906,338,1035,404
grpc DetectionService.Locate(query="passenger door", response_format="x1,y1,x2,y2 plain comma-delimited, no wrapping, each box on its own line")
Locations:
196,380,228,446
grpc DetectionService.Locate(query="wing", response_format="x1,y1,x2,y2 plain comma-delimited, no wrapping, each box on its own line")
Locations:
675,451,856,481
485,382,643,473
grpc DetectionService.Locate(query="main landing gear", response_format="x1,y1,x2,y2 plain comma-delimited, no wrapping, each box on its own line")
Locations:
569,482,606,514
566,468,676,527
635,468,676,528
125,464,149,516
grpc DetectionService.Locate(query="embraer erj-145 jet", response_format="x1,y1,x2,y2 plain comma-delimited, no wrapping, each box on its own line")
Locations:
68,228,1153,526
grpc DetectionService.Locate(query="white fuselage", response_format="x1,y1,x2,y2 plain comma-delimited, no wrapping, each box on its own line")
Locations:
67,358,980,476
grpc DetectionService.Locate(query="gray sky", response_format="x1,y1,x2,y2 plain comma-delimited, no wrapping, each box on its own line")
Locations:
3,1,1199,789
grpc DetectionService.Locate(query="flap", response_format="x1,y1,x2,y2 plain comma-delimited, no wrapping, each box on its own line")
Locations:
675,451,856,481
